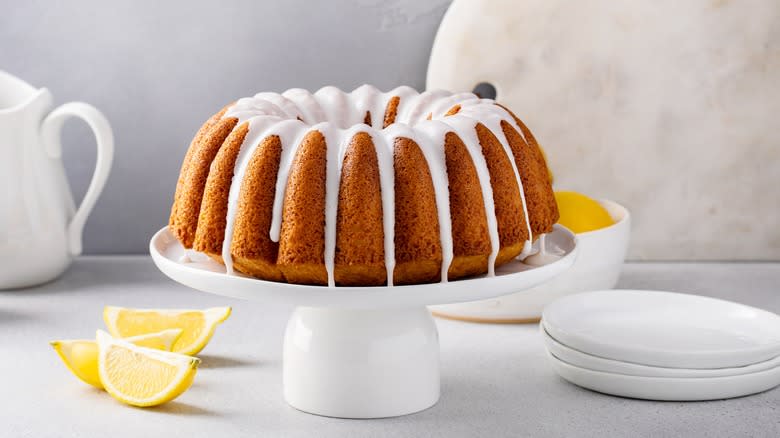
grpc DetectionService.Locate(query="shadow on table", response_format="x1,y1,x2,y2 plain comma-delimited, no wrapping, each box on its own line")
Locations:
0,308,35,325
148,401,220,417
0,258,180,296
198,354,262,369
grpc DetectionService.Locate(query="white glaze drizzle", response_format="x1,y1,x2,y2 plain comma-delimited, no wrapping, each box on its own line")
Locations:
524,234,563,266
398,121,454,282
282,88,326,123
220,117,308,274
369,127,396,286
219,86,538,285
459,103,535,259
351,84,383,127
435,114,501,276
251,92,301,119
400,89,451,125
314,86,350,128
321,123,345,287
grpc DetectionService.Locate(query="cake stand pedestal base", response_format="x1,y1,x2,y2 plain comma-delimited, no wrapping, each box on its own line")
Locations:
150,225,577,418
283,306,440,418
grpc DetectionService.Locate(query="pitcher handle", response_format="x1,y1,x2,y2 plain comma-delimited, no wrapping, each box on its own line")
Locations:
41,103,114,256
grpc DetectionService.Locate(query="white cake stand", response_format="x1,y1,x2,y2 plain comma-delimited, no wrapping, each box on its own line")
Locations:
149,225,577,418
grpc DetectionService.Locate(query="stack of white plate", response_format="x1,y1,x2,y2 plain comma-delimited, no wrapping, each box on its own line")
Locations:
540,290,780,401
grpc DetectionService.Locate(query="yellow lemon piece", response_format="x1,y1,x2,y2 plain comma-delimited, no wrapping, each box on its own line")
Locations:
51,339,102,388
104,306,231,355
123,328,184,351
50,329,184,389
554,191,615,233
96,330,200,407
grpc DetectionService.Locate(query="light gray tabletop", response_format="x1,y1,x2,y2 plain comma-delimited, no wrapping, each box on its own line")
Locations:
2,258,778,437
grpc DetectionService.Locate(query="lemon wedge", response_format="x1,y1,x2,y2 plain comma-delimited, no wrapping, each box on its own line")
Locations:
96,330,200,407
50,329,183,389
104,306,231,355
554,191,615,233
120,328,184,350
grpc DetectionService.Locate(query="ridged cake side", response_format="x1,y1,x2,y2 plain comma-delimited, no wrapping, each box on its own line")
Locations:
169,85,558,286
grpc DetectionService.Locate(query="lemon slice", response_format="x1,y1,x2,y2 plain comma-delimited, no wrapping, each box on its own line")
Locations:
104,306,231,355
50,329,183,389
96,330,200,407
554,191,615,233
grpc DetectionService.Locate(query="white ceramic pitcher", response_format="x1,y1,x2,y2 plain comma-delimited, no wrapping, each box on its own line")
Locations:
0,71,113,289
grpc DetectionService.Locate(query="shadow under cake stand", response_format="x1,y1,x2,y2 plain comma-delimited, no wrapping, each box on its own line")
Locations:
150,225,577,418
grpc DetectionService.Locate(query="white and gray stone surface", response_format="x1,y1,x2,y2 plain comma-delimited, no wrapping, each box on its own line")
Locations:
428,0,780,260
2,257,778,437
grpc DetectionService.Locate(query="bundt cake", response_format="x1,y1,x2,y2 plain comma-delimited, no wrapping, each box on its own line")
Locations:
169,85,558,287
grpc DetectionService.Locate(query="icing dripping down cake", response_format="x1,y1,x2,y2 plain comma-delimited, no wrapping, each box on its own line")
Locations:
169,85,558,287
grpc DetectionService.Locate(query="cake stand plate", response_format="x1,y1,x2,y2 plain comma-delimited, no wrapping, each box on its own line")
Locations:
150,225,577,418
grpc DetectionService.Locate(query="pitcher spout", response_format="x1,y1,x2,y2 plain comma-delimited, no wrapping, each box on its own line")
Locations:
0,70,53,118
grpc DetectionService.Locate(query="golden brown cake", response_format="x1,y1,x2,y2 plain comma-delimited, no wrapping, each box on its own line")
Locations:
170,86,558,286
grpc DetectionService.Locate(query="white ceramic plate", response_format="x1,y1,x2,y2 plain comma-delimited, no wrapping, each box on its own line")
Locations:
149,225,577,309
542,290,780,369
541,326,780,378
546,351,780,401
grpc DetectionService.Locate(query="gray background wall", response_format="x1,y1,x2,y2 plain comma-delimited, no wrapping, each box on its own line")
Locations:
1,0,452,254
